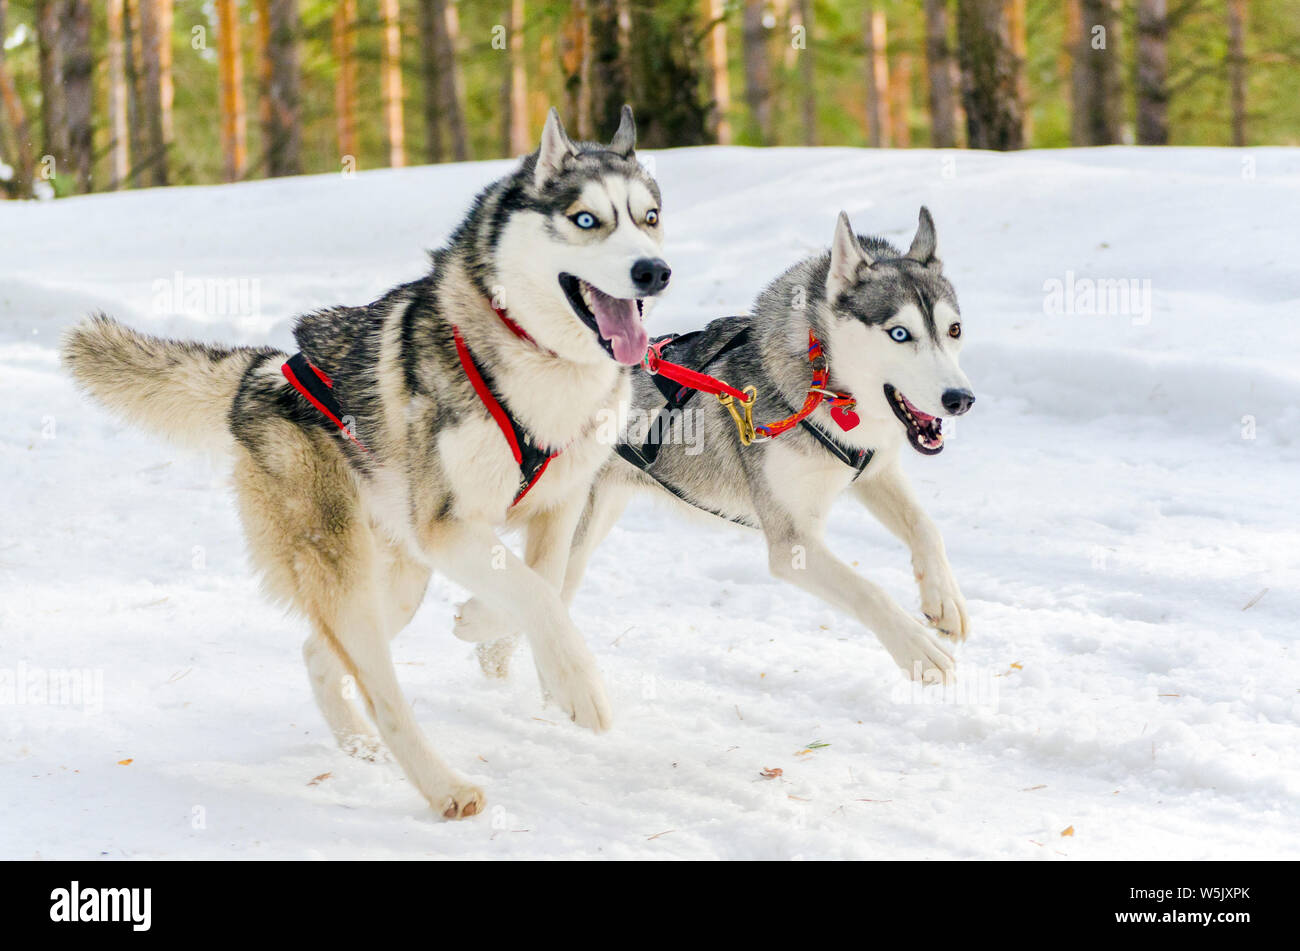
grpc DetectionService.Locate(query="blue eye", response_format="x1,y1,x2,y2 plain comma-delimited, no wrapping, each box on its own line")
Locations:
645,209,659,226
571,212,598,229
889,327,912,342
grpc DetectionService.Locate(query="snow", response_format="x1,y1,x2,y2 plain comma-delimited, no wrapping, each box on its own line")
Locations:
2,146,1298,859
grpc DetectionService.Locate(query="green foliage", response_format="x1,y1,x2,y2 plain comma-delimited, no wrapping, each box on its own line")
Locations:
1,0,1296,196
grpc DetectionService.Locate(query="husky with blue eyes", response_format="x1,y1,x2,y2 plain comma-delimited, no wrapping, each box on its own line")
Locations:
63,107,670,819
457,208,977,686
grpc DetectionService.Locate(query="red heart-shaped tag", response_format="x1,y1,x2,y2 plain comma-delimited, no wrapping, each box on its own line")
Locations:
830,404,860,431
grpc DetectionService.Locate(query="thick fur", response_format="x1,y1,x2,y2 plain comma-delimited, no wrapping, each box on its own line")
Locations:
463,209,976,685
62,107,668,819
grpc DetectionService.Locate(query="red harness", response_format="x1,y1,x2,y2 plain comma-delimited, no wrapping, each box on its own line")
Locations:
281,303,559,507
450,322,557,506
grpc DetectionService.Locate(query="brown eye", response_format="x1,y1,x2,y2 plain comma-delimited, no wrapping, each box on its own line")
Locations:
645,209,659,226
948,323,961,339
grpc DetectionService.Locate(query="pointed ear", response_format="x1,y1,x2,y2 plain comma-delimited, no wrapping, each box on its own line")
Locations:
906,206,941,268
827,211,872,301
609,104,636,157
535,108,578,186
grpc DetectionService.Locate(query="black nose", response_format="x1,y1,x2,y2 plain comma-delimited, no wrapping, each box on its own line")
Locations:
941,388,975,416
631,257,671,295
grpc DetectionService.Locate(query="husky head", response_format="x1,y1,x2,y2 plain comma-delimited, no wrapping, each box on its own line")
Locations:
820,208,974,455
488,105,669,366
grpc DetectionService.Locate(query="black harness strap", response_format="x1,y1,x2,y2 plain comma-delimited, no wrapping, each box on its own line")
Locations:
281,352,369,451
615,442,759,528
798,419,875,479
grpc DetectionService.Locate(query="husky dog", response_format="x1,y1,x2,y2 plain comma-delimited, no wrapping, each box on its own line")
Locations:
61,107,670,818
458,208,974,684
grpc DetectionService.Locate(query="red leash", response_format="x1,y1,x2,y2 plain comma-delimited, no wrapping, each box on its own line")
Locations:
641,338,752,404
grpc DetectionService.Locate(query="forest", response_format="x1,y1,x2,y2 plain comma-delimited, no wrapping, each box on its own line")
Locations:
0,0,1296,199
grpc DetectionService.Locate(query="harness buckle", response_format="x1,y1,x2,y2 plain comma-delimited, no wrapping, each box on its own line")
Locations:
717,385,757,446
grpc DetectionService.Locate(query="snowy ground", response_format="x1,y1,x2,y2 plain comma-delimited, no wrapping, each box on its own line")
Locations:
2,146,1298,859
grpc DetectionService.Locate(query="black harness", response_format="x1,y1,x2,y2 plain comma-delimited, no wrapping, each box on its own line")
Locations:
616,320,874,525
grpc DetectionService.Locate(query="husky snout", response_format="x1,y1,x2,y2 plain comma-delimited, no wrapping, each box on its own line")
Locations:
631,257,671,295
941,387,975,416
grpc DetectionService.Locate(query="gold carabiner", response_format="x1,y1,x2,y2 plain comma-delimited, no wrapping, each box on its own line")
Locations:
717,385,757,446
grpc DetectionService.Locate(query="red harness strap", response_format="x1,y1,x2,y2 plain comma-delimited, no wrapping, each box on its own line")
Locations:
452,324,558,507
642,338,752,404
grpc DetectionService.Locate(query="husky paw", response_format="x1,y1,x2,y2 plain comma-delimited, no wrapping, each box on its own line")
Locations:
534,644,612,733
475,636,519,679
915,560,970,642
453,597,515,643
431,781,485,820
879,619,956,685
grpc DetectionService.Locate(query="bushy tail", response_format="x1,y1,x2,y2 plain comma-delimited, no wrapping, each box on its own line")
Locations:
62,313,277,453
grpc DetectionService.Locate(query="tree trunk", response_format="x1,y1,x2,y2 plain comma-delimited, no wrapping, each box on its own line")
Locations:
0,0,36,196
924,0,958,148
381,0,406,167
158,0,173,147
503,0,528,155
264,0,301,175
106,0,130,189
432,0,469,160
1227,0,1246,146
124,0,147,181
1071,0,1121,145
139,0,169,185
890,51,913,148
956,0,1024,150
1135,0,1168,145
333,0,357,163
560,0,592,140
1008,0,1030,141
217,0,247,181
416,0,444,163
865,5,890,147
741,0,771,144
702,0,732,144
55,0,93,193
36,0,69,184
590,0,630,134
796,0,815,145
626,0,709,147
254,0,273,167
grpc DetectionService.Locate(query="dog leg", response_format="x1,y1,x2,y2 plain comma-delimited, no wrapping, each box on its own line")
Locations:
852,462,970,641
303,629,383,759
766,529,956,682
429,517,612,731
559,479,633,606
325,603,485,818
461,480,630,678
233,445,481,818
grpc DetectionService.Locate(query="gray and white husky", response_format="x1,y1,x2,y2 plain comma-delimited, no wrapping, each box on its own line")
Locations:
458,208,976,684
61,107,668,818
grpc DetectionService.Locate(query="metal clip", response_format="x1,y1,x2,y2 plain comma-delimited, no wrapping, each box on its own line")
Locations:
717,385,757,446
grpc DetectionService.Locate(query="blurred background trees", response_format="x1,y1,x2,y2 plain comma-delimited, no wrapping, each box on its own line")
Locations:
0,0,1296,198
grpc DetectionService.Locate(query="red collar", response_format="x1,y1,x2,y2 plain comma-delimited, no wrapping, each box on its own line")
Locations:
491,303,557,357
754,331,859,438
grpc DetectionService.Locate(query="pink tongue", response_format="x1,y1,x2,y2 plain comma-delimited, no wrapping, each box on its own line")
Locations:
588,287,647,365
903,394,937,423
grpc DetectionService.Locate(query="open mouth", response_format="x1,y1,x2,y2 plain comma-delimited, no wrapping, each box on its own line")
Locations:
884,384,944,455
558,273,647,365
